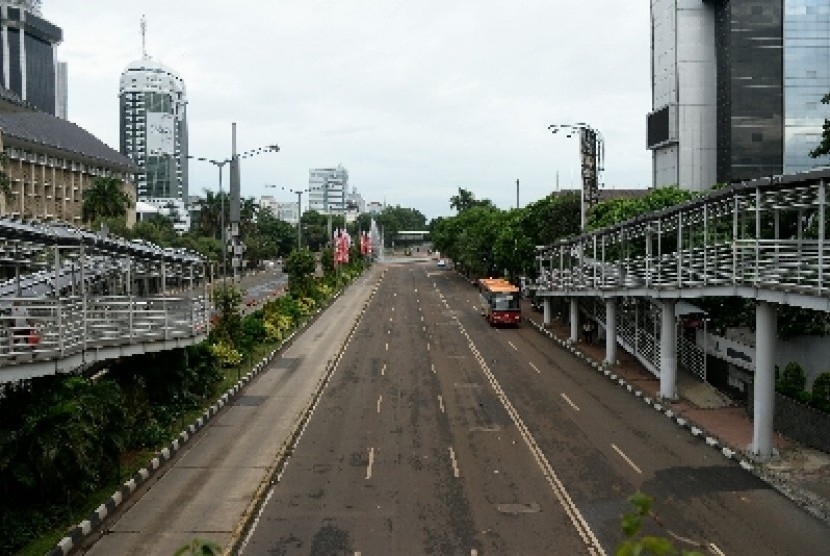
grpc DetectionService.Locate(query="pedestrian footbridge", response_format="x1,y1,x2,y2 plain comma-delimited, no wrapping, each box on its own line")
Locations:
0,219,210,383
529,167,830,460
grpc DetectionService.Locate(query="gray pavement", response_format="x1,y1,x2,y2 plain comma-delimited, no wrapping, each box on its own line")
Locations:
525,308,830,526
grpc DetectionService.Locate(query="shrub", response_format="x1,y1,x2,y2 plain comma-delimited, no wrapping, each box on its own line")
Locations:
777,361,807,398
811,372,830,413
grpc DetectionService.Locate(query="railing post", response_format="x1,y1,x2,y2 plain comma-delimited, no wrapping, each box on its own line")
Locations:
703,204,708,285
733,194,739,284
819,180,826,294
755,186,762,284
676,212,683,288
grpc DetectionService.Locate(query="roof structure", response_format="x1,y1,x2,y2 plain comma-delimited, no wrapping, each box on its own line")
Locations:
0,108,137,173
479,277,519,293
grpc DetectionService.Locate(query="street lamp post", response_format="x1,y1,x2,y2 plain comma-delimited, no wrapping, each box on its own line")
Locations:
548,123,605,231
188,144,279,287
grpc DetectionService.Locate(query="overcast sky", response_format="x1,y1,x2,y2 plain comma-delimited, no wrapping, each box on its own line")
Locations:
46,0,652,221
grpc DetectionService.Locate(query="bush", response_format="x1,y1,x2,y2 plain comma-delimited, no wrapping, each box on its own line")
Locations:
777,361,807,399
811,372,830,413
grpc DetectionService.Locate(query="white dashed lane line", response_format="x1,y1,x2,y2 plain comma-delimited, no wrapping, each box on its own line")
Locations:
529,362,541,374
611,444,642,475
561,393,580,411
507,340,518,351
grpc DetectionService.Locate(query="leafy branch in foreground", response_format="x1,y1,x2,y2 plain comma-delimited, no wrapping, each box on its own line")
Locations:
616,492,707,556
174,538,222,555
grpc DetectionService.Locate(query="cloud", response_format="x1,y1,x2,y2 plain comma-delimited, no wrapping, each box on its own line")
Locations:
46,0,652,220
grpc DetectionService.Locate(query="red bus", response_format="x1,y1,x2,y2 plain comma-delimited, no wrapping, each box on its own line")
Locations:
478,278,521,326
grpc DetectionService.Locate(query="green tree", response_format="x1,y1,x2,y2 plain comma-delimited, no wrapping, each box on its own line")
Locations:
809,92,830,159
284,248,317,294
193,190,226,240
375,205,427,248
449,187,494,213
82,176,133,224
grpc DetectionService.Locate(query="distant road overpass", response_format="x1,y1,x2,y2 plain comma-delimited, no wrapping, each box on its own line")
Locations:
395,230,430,242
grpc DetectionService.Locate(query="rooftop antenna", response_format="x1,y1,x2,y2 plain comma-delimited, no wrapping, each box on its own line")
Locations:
140,15,148,58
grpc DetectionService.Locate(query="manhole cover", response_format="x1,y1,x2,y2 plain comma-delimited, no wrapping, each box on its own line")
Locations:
235,395,267,406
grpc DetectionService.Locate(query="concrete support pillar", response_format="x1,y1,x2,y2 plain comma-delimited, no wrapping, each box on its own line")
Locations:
543,298,551,327
659,299,677,400
605,297,617,366
752,301,778,460
569,298,579,343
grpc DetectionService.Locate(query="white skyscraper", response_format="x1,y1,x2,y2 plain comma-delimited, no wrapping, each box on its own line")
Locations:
119,18,188,210
308,165,349,214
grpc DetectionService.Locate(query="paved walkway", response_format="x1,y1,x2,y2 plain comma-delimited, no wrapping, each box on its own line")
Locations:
524,306,830,527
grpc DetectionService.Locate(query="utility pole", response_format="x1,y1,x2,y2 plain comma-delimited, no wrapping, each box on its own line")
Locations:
516,178,519,209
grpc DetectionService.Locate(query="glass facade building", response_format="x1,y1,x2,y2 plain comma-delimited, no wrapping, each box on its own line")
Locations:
649,0,830,190
119,57,189,205
784,0,830,174
0,1,62,115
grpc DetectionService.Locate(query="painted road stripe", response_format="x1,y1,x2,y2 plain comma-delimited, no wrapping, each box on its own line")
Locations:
709,543,725,556
611,444,642,475
377,395,382,414
381,363,386,376
449,447,461,478
431,363,436,374
385,342,388,351
366,448,375,480
529,362,541,374
508,340,518,350
438,395,445,413
561,393,580,411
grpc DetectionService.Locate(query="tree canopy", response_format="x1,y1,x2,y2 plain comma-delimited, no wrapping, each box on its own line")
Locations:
82,177,132,223
809,92,830,159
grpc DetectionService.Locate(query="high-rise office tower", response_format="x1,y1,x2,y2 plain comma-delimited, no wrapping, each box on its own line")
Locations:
119,17,188,207
647,0,830,191
0,0,64,116
308,165,349,214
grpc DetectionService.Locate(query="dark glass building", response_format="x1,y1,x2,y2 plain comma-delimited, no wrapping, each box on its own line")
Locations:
648,0,829,191
0,1,62,116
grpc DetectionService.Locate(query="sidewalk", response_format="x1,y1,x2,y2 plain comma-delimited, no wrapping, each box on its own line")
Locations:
523,307,830,526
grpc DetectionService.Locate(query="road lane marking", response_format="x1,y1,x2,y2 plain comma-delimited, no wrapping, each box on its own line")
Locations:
427,342,431,351
381,363,386,376
508,341,518,351
366,447,375,479
561,393,580,411
529,362,541,374
455,323,604,555
611,444,642,475
709,543,725,556
385,342,388,351
449,447,461,478
438,395,445,413
431,363,436,374
377,395,383,413
421,315,424,322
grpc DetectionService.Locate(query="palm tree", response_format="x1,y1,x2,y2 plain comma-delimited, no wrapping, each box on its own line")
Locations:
82,176,132,223
194,190,226,239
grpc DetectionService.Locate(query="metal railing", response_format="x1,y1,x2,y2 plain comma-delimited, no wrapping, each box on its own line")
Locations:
0,295,210,374
535,170,830,312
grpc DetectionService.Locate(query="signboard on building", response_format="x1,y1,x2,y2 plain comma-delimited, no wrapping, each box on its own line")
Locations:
147,112,174,155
